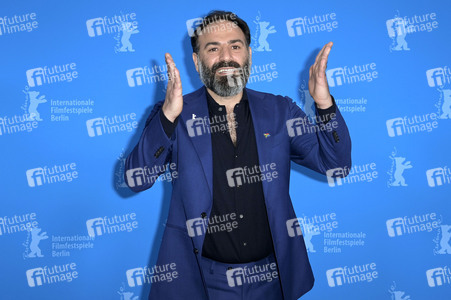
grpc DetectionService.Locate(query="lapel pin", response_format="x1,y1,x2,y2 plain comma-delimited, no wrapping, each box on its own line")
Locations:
264,133,270,138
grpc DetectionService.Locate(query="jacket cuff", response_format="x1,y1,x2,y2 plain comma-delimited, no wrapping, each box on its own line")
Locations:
160,109,179,138
315,94,337,124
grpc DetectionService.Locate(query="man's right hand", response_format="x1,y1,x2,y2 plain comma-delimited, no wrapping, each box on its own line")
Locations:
162,53,183,123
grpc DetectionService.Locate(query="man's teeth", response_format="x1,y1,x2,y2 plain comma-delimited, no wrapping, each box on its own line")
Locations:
217,68,235,74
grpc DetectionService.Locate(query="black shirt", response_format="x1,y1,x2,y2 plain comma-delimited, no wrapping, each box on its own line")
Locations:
159,88,337,263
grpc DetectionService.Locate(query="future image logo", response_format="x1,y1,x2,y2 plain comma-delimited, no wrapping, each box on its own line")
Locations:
386,113,439,137
426,67,451,87
286,13,338,37
226,262,278,287
26,163,78,188
426,167,451,187
26,263,78,287
0,13,38,36
86,13,137,37
326,63,378,87
86,113,137,137
426,267,451,287
126,64,170,87
326,263,378,287
126,263,178,287
326,163,377,187
26,63,78,87
386,213,439,238
86,213,138,238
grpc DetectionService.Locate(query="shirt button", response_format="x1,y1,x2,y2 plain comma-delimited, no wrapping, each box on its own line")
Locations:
193,248,199,254
243,242,247,246
235,155,238,158
218,107,223,111
239,214,244,219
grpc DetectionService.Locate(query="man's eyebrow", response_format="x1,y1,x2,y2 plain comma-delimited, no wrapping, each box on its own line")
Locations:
203,39,245,49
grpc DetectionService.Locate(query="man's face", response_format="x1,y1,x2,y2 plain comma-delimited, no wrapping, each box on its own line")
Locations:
193,20,252,97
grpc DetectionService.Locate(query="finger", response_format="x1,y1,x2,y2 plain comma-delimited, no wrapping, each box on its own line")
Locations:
165,53,176,81
313,43,328,66
318,42,333,73
173,65,182,88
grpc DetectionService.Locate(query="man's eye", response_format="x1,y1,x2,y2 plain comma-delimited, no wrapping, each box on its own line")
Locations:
208,48,218,52
232,45,241,50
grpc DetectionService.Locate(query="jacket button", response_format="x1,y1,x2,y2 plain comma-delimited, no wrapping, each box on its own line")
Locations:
193,248,199,254
201,212,207,218
332,131,340,143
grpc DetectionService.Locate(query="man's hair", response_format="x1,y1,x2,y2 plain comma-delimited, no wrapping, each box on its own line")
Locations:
190,10,251,54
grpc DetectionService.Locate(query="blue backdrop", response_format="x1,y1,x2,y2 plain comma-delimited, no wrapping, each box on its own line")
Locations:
1,0,450,299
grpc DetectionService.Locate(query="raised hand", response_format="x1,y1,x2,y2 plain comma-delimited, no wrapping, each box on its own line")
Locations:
308,41,333,109
162,53,183,122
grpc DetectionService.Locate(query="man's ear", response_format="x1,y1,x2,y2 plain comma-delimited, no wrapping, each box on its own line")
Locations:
192,52,199,73
248,46,252,66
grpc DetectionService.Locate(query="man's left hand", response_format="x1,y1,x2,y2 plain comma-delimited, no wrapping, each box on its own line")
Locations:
308,41,334,109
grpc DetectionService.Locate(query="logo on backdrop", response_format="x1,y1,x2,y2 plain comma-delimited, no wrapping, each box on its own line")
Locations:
117,283,140,300
426,66,451,88
386,11,438,52
86,213,138,237
0,13,38,36
386,213,440,238
126,64,170,87
287,213,366,254
252,11,276,52
387,147,412,187
0,213,38,236
388,281,411,300
114,21,139,53
22,227,48,259
286,12,338,37
326,263,378,287
26,63,78,87
86,113,137,137
21,86,47,121
426,267,451,287
433,223,451,255
326,62,378,87
26,163,78,187
86,12,139,52
26,263,78,287
434,88,451,119
126,263,178,287
125,163,178,187
426,166,451,187
386,113,439,137
298,82,315,119
326,163,378,187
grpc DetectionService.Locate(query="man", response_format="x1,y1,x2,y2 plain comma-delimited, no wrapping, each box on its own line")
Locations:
125,10,351,300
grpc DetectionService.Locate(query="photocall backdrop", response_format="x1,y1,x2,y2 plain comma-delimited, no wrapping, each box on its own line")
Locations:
1,0,450,299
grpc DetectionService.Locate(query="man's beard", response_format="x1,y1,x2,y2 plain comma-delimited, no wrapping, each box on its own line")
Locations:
198,56,250,97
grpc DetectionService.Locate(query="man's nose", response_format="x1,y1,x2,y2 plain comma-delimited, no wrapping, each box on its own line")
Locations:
219,46,232,61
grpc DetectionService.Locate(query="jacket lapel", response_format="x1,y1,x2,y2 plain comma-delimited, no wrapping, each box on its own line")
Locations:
246,88,276,200
180,87,213,201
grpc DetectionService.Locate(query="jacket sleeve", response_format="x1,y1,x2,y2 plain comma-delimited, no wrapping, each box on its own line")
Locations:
124,101,176,192
287,95,352,177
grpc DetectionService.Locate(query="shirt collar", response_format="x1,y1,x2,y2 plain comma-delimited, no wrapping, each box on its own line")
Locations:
206,88,248,114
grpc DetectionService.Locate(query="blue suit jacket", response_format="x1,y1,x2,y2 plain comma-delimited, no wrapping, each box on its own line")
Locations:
125,86,351,299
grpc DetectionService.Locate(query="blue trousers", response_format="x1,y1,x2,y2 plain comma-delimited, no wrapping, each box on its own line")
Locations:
200,253,284,300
